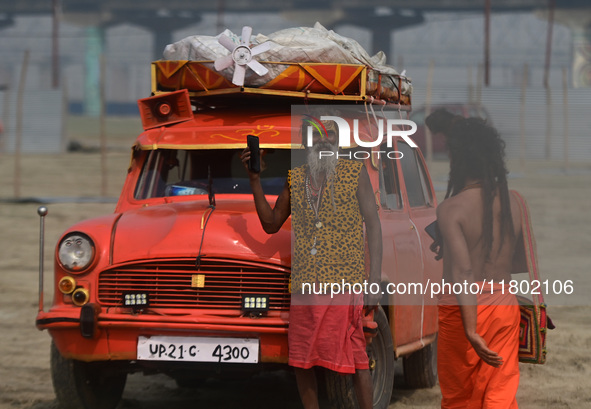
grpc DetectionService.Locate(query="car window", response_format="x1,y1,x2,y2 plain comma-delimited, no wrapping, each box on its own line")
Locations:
134,149,290,199
398,142,432,208
416,150,434,206
378,145,403,210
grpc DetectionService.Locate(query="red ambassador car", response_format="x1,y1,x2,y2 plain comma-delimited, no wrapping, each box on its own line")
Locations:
35,60,442,409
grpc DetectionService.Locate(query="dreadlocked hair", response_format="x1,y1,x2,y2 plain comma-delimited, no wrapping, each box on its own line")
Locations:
445,117,514,261
425,108,462,136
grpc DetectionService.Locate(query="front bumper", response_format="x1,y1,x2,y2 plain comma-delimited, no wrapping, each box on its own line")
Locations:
37,305,289,363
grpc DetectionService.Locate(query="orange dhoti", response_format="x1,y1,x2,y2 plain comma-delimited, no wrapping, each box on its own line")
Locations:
438,288,520,409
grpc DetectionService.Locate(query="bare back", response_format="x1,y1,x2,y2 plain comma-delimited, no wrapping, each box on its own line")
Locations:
438,187,522,283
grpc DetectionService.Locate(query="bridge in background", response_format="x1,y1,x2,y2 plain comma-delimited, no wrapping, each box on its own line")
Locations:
1,1,590,116
0,0,589,59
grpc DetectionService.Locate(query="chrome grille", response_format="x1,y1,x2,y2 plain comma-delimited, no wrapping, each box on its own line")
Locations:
98,259,290,310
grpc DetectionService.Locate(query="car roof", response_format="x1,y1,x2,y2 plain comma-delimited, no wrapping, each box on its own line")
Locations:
135,104,376,150
135,106,297,150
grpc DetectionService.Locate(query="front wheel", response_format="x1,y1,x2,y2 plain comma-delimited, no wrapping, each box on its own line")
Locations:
324,306,395,409
50,341,127,409
402,335,438,388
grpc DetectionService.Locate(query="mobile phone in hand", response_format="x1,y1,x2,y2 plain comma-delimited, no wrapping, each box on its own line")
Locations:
424,220,438,241
247,135,260,173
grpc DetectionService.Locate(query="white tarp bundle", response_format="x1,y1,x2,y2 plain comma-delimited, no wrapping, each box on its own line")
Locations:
163,22,412,96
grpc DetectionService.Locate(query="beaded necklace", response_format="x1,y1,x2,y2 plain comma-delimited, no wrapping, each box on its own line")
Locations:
305,172,325,255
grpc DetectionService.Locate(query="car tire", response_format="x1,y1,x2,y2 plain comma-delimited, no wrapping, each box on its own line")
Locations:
50,341,127,409
324,306,395,409
402,335,438,388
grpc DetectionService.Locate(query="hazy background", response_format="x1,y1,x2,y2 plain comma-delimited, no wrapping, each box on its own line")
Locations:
0,4,589,408
0,3,589,161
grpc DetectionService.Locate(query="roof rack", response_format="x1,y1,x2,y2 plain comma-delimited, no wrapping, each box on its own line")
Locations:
152,61,411,106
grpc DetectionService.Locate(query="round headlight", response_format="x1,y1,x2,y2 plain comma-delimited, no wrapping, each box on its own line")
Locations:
58,233,95,273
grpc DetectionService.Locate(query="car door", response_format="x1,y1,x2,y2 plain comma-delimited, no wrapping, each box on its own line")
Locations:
377,142,424,348
397,141,441,339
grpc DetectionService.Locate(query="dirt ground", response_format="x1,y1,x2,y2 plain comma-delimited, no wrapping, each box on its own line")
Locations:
0,119,590,408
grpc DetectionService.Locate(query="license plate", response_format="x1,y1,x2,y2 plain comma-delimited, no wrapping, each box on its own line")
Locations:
137,336,259,363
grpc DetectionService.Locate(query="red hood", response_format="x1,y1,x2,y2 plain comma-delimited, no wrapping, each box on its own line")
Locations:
111,199,291,266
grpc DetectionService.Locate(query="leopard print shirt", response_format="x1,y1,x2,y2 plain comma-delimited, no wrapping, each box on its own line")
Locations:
288,159,365,293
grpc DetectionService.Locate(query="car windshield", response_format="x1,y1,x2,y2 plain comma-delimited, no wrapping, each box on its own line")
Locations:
134,149,291,199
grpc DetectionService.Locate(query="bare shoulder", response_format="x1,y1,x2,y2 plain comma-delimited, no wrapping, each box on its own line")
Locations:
436,198,463,238
436,191,480,235
436,194,466,220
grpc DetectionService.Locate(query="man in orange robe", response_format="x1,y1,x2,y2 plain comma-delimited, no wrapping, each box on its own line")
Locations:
427,113,522,408
438,289,520,408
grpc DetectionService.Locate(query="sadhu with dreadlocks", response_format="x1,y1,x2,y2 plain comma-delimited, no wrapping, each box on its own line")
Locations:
241,116,381,409
427,112,523,408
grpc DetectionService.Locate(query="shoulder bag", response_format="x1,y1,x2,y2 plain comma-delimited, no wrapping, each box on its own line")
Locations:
511,190,555,364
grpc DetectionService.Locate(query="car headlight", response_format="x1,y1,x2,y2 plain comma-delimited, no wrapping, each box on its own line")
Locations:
58,233,95,273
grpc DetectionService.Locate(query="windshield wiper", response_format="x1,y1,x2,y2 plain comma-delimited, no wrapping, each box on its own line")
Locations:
207,165,216,207
196,165,216,270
